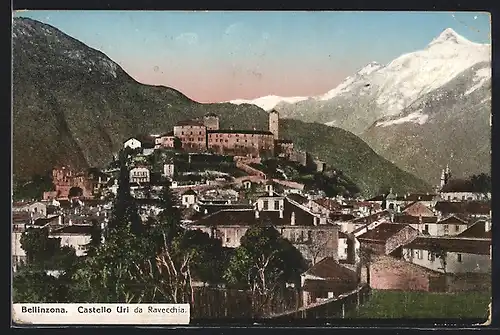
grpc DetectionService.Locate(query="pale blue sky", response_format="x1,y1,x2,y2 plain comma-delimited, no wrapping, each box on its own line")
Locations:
14,11,491,102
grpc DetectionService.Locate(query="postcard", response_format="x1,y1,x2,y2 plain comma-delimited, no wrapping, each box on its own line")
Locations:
11,10,491,325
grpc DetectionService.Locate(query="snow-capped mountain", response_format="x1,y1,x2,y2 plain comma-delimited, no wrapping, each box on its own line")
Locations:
243,28,490,136
228,95,309,111
362,60,491,185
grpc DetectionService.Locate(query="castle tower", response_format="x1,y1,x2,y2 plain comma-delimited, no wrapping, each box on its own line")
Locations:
203,113,219,131
269,110,279,140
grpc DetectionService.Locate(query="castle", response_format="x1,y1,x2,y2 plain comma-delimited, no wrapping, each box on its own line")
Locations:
155,110,294,159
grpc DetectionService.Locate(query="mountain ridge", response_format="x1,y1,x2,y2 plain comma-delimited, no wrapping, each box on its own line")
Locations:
12,16,431,197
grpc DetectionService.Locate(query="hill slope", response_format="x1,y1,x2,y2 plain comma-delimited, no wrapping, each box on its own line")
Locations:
12,17,429,197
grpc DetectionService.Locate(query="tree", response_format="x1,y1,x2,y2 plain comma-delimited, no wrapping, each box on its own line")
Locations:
305,230,330,265
68,186,83,198
224,225,306,315
429,242,448,274
85,219,102,257
358,246,375,286
469,173,491,195
173,137,182,150
107,150,142,235
13,265,63,303
20,228,60,266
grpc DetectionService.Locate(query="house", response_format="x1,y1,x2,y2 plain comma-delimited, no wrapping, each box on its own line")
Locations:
434,201,490,218
433,215,471,236
361,254,445,292
12,224,27,270
338,231,350,261
392,214,469,236
345,210,392,234
155,132,176,149
439,191,490,202
181,189,198,208
50,225,93,257
124,137,142,150
457,220,491,239
163,163,175,178
402,201,435,217
356,222,418,256
187,194,341,263
401,236,491,274
12,201,48,217
300,257,358,306
241,179,252,189
129,166,150,184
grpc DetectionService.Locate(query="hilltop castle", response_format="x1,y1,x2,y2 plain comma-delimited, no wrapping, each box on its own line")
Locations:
154,110,294,159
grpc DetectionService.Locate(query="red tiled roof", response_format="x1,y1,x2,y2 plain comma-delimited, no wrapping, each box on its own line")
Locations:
350,210,391,224
194,198,318,227
357,223,413,242
457,220,491,239
393,215,438,224
434,201,490,215
330,213,356,221
175,120,204,127
403,237,491,255
51,225,93,235
288,194,309,205
437,215,469,225
303,257,357,281
314,198,342,211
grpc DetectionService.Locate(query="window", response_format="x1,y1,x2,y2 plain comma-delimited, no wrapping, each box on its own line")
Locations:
444,225,449,235
181,132,184,135
416,250,423,259
428,252,435,261
457,253,462,262
226,237,230,243
263,200,269,210
462,196,465,201
307,231,312,241
455,225,460,232
274,201,279,210
199,131,202,135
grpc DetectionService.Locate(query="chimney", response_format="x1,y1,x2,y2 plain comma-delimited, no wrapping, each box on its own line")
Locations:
268,184,273,196
291,212,296,225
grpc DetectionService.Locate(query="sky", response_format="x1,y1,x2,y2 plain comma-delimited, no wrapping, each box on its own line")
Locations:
13,11,491,103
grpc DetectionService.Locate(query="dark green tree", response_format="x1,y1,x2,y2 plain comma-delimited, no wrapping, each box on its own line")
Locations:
224,225,306,314
107,150,142,235
20,228,60,267
469,173,491,194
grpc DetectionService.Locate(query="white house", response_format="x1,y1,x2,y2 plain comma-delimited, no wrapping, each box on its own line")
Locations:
50,225,93,257
12,201,47,218
439,192,491,202
401,236,491,274
123,138,142,150
181,189,198,208
399,215,470,237
163,163,175,178
12,229,26,271
130,166,150,184
338,231,349,261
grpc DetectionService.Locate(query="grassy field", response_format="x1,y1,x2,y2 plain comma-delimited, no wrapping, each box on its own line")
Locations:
347,290,491,319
